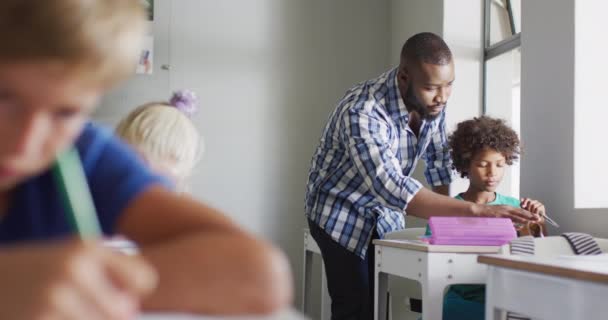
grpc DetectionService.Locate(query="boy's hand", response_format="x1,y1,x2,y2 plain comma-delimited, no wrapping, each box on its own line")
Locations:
0,239,157,320
475,204,541,224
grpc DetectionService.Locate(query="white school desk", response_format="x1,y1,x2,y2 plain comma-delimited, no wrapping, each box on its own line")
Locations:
479,254,608,320
373,239,503,320
302,228,331,320
140,309,307,320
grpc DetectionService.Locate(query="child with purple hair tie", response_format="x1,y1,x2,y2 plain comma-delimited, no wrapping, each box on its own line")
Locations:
169,90,199,117
116,90,203,193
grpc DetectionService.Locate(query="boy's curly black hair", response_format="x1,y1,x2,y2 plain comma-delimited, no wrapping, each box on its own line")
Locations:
449,116,520,178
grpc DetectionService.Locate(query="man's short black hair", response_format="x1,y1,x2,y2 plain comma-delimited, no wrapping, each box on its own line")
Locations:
400,32,452,66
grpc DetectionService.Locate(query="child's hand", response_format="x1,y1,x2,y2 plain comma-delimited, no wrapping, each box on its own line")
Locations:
478,204,540,224
0,239,157,320
520,198,546,217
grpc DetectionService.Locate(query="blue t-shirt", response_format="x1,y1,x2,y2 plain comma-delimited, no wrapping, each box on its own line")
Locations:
0,123,169,244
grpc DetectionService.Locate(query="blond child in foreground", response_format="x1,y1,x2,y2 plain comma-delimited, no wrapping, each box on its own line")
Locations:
0,1,292,319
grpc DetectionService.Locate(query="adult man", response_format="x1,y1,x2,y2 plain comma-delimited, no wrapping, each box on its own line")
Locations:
304,32,537,320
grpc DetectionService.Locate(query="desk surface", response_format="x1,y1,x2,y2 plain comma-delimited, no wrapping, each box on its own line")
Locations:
140,309,307,320
478,254,608,284
373,239,502,253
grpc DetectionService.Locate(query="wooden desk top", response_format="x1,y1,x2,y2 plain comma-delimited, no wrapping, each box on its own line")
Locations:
478,254,608,284
373,239,503,253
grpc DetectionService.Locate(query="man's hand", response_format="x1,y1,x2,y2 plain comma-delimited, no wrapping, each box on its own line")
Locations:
473,204,541,224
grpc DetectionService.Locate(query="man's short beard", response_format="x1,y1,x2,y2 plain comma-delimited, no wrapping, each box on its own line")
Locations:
405,83,439,120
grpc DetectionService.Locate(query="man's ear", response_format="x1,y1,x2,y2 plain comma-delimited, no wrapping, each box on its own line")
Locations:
398,66,410,85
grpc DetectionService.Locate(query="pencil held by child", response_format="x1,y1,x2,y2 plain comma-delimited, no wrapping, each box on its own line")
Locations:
52,148,102,238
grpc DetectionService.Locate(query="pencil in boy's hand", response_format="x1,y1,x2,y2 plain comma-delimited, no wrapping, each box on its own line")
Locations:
52,148,102,238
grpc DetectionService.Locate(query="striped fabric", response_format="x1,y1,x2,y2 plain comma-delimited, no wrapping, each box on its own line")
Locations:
509,236,535,256
561,232,603,255
506,233,602,320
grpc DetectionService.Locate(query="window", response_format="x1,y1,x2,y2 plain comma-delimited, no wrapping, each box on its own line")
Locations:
483,0,521,197
488,0,520,45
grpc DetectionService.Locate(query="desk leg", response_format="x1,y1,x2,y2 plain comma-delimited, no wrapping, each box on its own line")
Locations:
302,250,313,314
320,263,331,320
485,271,501,320
374,271,388,320
484,301,501,320
420,281,446,320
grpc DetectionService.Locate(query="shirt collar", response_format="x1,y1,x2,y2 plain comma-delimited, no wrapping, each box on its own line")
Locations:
384,68,411,123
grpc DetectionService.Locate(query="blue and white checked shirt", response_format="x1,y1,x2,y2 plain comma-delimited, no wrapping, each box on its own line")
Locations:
305,68,453,258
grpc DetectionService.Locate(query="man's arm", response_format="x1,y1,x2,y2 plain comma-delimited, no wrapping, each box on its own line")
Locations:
432,185,449,196
405,188,539,223
342,109,423,211
340,108,538,226
84,127,292,315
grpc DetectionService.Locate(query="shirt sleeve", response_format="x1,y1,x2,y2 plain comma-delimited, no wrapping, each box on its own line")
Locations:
423,111,454,187
76,124,172,234
341,107,423,212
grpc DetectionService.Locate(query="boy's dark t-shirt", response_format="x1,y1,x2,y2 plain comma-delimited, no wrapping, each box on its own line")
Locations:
0,123,169,243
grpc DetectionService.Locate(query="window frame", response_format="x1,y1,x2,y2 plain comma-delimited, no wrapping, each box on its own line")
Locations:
482,0,521,114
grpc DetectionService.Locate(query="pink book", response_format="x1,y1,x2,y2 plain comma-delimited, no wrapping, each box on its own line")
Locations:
428,216,517,246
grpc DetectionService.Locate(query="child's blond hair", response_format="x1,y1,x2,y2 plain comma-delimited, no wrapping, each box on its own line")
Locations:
116,92,202,192
0,0,146,87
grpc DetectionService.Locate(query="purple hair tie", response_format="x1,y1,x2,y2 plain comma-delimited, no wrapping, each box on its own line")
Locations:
169,90,198,117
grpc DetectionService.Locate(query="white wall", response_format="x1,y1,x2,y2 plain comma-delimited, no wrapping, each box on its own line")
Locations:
521,0,608,236
485,50,520,198
390,0,443,63
95,0,172,126
485,0,522,199
574,1,608,208
94,1,391,316
442,0,484,194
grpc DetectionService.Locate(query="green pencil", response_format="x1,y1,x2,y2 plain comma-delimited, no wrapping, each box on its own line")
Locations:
52,148,102,238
